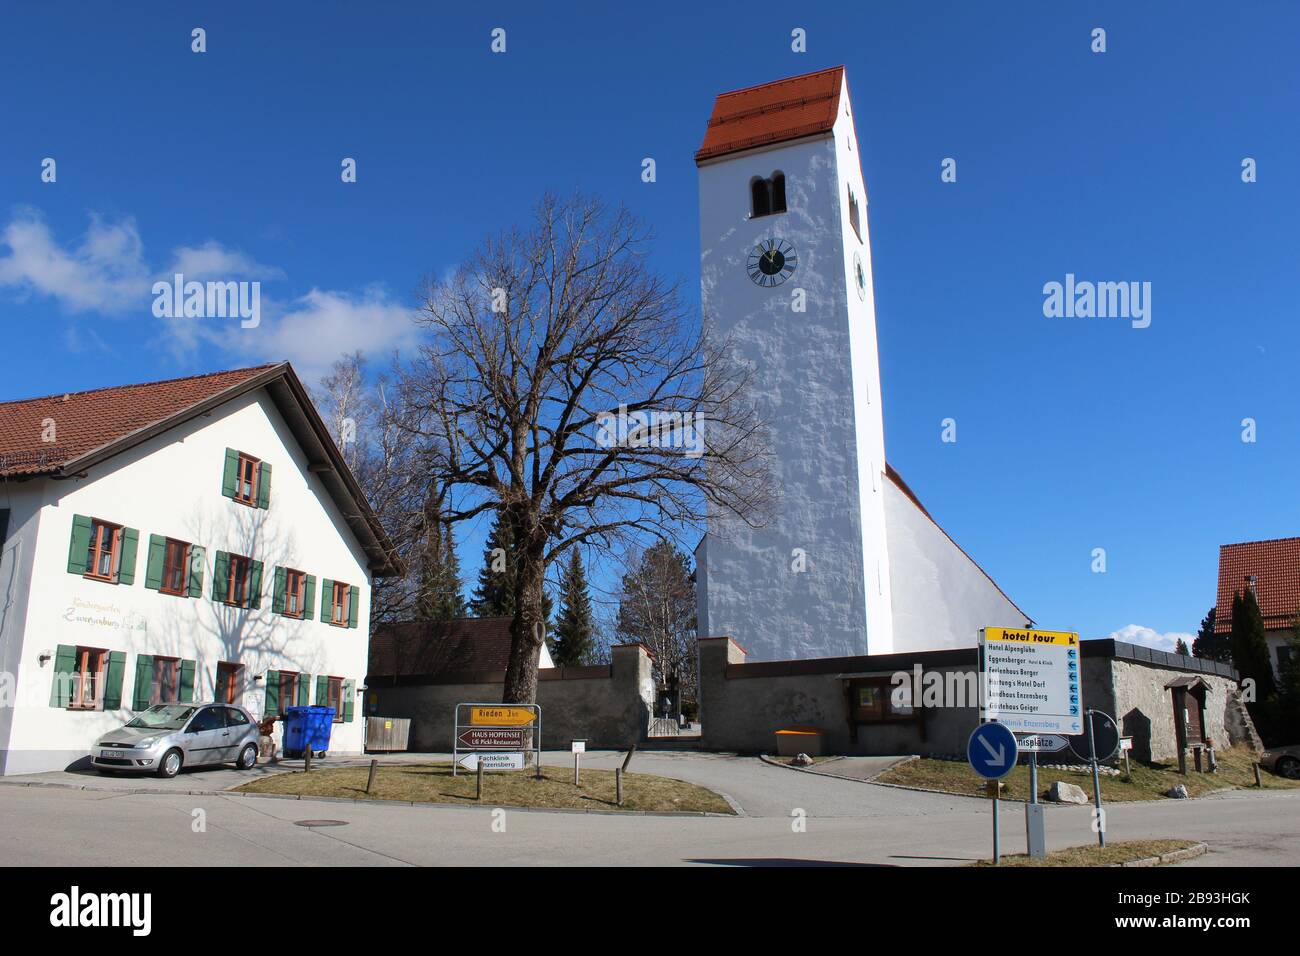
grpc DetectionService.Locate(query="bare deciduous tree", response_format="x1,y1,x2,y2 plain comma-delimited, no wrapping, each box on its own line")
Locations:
396,194,772,703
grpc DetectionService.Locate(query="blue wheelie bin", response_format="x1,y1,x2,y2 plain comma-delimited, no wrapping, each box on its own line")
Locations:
283,706,336,758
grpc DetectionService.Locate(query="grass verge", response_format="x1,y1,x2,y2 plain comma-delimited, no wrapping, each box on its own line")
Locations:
876,745,1297,802
234,762,734,814
971,839,1199,867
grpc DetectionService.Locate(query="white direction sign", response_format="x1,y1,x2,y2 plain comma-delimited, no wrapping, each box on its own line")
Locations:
1016,733,1069,753
457,751,525,771
980,627,1083,735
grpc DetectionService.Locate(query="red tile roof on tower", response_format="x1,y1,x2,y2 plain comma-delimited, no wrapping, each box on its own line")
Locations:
1214,537,1300,633
695,66,845,164
0,364,279,476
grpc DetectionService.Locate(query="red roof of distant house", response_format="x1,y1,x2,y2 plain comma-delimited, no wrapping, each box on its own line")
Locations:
369,618,518,678
1214,537,1300,633
0,364,279,477
695,66,844,164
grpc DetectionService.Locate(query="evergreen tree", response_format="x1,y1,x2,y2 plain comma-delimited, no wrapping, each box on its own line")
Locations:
416,515,464,621
1231,589,1276,702
552,549,595,666
470,511,551,625
1174,638,1190,656
471,511,516,617
1191,607,1231,662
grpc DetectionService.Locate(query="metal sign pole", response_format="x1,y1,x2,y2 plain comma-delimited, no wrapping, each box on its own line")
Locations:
992,783,1000,865
1086,709,1105,847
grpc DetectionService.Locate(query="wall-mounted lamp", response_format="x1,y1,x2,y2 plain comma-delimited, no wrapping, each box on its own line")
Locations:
38,650,53,666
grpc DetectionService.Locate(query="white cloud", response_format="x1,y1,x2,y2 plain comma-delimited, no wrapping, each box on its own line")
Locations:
0,209,149,312
0,209,421,383
229,288,420,383
0,209,281,313
1103,624,1195,654
165,241,283,281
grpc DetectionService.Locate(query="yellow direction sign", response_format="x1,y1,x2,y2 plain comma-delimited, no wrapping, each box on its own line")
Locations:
983,627,1078,647
469,706,537,727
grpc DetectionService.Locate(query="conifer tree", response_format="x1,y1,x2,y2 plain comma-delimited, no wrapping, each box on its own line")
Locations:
553,549,595,666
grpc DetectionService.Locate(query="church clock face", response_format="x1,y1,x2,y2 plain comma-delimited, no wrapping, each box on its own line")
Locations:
853,250,867,300
747,238,797,287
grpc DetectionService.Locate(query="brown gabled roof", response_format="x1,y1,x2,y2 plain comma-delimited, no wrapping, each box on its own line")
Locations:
0,365,279,477
1214,537,1300,633
695,66,844,164
369,617,516,679
884,462,1032,624
0,362,402,576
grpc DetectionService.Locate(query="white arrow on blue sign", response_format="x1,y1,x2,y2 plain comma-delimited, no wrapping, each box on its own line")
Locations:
967,722,1019,779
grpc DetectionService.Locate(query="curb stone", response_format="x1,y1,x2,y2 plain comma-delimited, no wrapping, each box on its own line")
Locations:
758,752,915,784
1115,842,1208,867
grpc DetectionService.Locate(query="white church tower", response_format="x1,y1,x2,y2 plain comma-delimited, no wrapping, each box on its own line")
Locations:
694,67,896,660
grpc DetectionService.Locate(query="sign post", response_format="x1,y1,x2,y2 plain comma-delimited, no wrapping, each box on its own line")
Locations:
1068,710,1118,848
572,740,586,786
453,703,541,779
980,627,1081,862
967,721,1018,865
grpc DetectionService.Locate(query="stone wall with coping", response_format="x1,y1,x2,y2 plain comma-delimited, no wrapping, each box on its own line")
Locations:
698,636,1243,760
365,644,655,752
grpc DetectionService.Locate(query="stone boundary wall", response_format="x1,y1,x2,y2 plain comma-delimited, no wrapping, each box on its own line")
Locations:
365,644,655,752
698,637,1242,760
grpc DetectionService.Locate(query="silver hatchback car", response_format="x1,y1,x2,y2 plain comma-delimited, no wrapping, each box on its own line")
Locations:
92,702,260,778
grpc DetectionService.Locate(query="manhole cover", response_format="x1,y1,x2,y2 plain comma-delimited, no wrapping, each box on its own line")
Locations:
294,819,349,828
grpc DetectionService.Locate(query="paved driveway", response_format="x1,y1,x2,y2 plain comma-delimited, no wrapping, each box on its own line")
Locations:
4,751,1298,866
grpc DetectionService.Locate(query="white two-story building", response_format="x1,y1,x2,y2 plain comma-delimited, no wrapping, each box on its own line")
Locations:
0,362,400,775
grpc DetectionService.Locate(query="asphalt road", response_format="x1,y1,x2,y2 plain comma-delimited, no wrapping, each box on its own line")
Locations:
1,752,1297,866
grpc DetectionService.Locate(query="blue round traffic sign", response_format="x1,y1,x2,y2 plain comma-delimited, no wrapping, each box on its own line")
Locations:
967,722,1019,779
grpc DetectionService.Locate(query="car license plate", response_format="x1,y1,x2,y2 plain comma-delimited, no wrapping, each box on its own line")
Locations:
99,750,122,759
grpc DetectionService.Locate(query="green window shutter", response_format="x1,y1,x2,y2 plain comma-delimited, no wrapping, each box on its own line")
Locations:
132,654,155,710
179,660,196,702
67,515,92,574
315,675,327,705
212,551,229,601
49,645,77,707
102,651,127,710
272,567,287,614
348,585,360,628
343,680,355,722
116,528,139,585
249,560,264,609
298,675,310,706
221,448,239,498
264,670,280,715
320,579,333,622
256,461,272,509
303,574,316,621
187,545,205,598
144,534,166,590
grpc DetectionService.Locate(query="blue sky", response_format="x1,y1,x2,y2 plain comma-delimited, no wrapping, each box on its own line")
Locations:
1,2,1296,647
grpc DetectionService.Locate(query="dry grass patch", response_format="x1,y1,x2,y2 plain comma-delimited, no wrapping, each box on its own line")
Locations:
235,762,734,814
971,839,1199,867
876,745,1297,802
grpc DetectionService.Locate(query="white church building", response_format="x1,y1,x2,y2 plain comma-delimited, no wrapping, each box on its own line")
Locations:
693,67,1029,660
0,362,400,775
